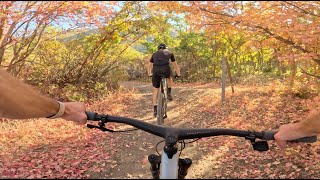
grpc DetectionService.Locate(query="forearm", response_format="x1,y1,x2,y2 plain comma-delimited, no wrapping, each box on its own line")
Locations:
299,109,320,135
172,62,180,75
0,69,59,119
147,62,152,76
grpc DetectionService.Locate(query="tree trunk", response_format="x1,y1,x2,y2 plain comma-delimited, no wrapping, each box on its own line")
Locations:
221,56,226,102
226,56,235,94
289,59,297,89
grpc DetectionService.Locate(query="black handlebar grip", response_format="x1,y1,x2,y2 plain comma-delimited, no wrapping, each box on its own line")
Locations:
85,111,98,120
263,130,317,143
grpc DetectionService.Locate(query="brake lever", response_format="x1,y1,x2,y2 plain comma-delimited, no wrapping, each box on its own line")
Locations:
87,124,116,132
245,131,269,152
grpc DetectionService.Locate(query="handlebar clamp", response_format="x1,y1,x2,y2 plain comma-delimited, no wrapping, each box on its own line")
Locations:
245,131,269,152
98,114,108,127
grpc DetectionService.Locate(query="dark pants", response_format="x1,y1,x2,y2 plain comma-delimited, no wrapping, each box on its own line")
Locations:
152,66,171,88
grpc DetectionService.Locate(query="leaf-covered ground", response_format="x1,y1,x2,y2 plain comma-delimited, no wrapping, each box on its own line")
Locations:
0,80,319,179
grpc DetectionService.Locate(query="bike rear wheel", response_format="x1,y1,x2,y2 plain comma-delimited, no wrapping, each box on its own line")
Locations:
157,90,164,125
157,78,167,125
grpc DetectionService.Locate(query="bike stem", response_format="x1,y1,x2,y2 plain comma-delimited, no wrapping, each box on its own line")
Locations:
164,136,178,159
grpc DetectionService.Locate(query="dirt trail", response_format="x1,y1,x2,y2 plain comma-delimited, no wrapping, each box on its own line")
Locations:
89,81,224,179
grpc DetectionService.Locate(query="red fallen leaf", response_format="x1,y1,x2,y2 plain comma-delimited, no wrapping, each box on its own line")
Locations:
285,162,293,167
54,165,63,171
17,167,25,171
27,175,36,179
36,174,42,178
141,156,148,165
21,156,32,161
28,162,34,167
13,175,21,178
72,161,81,166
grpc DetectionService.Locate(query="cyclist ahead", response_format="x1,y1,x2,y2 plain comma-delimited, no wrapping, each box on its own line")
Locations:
147,43,181,117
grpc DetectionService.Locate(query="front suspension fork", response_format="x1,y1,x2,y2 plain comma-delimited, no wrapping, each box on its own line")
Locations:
148,154,161,179
148,154,192,179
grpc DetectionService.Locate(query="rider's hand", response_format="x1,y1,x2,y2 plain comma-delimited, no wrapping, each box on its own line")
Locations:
61,102,87,125
174,71,181,78
274,109,320,149
274,122,311,149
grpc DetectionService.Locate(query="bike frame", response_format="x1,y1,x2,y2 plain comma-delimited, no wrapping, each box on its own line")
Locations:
85,112,317,179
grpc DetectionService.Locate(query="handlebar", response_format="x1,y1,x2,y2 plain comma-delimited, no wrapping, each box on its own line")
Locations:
148,74,181,78
85,111,317,145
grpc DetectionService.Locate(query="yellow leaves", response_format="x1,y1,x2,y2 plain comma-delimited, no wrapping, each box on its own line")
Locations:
149,1,320,66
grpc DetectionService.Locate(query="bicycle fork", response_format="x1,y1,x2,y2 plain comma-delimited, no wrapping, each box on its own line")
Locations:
148,154,192,179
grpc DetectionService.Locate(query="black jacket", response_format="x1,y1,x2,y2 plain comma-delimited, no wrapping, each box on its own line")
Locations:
150,49,176,67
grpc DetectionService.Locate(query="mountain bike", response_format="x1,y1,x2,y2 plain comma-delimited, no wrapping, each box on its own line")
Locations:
85,111,317,179
156,74,181,125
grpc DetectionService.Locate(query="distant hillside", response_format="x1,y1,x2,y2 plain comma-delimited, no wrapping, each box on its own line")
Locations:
55,28,178,54
57,29,99,42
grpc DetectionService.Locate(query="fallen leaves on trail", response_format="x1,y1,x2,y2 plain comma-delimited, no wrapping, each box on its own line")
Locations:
187,136,320,178
181,83,320,179
198,84,310,130
86,89,139,116
0,129,119,179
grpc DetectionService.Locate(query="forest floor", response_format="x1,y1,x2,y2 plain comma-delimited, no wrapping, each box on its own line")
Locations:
0,80,320,179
